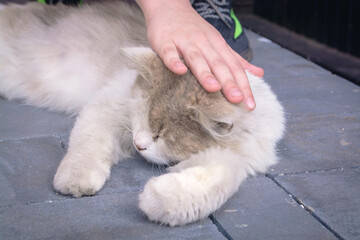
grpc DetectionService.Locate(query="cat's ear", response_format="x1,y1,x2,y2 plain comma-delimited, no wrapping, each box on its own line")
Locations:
190,107,234,137
120,47,158,77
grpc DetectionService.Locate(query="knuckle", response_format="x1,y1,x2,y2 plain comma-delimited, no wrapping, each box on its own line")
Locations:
241,86,253,96
213,33,228,49
232,64,245,74
218,38,229,49
212,30,225,42
241,85,252,92
221,78,235,87
200,71,213,80
210,57,226,68
161,44,176,57
187,49,203,62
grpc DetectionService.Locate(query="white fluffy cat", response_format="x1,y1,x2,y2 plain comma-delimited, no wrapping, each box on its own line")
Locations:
0,1,285,226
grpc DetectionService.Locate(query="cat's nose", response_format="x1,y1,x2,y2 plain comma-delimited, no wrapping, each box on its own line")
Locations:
133,140,147,151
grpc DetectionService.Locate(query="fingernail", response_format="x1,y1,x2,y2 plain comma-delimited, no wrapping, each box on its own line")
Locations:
206,77,219,86
174,61,185,69
230,89,242,97
246,98,256,109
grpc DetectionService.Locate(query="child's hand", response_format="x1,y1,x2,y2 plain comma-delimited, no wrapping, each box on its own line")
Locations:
136,0,264,110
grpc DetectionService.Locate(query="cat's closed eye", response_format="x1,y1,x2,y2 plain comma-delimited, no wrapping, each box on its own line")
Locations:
212,120,233,135
215,121,233,131
152,123,164,141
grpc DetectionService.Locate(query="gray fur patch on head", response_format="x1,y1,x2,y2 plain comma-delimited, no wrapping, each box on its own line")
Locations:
132,52,236,160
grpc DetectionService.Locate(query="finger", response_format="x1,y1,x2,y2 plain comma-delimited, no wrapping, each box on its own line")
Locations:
156,41,188,75
222,47,256,110
198,42,244,103
230,47,264,78
204,33,256,109
179,44,221,92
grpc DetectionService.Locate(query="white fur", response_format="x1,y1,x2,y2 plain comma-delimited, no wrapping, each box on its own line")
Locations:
130,90,177,165
139,147,248,226
0,2,285,226
137,75,285,226
53,68,138,197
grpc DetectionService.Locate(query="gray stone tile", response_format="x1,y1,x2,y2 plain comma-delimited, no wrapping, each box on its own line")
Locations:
0,27,357,240
247,31,359,117
100,153,163,195
212,176,336,240
251,46,331,78
0,99,74,141
0,137,164,207
0,192,225,240
0,137,67,207
245,29,282,50
44,134,164,195
273,112,360,174
275,168,360,240
267,74,360,117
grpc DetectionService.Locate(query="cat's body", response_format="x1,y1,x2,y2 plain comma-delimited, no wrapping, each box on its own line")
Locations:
0,2,285,226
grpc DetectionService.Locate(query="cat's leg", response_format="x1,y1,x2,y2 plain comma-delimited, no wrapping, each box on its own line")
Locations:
53,78,135,198
139,147,251,226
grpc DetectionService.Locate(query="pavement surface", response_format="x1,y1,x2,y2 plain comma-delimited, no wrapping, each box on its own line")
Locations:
1,29,359,240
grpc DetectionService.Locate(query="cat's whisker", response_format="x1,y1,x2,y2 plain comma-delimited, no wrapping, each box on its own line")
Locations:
123,125,132,133
158,165,163,174
154,163,166,174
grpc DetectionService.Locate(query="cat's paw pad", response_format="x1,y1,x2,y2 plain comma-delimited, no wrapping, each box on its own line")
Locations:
53,161,109,198
139,173,206,226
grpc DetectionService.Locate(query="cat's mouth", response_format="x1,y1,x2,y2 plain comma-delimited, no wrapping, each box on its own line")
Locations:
133,141,180,165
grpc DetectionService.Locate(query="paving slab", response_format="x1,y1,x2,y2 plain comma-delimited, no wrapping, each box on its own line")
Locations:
0,137,67,207
99,154,164,195
266,74,360,117
247,28,331,78
0,136,165,207
245,29,282,50
1,28,359,239
0,191,225,240
272,112,360,174
212,176,336,240
0,99,74,141
0,137,220,239
275,168,360,240
251,46,331,78
44,135,166,195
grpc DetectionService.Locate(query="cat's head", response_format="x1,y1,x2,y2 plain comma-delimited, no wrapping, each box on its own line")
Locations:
122,47,243,165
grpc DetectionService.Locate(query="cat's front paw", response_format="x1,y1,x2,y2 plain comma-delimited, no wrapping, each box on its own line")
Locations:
139,171,211,226
53,156,110,198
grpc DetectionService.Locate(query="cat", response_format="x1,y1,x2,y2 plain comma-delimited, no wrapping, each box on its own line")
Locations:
0,1,285,226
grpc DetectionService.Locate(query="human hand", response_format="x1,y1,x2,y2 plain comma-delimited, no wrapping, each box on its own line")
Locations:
136,0,264,110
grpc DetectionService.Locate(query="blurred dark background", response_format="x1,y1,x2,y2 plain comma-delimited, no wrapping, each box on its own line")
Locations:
234,0,360,85
254,0,359,59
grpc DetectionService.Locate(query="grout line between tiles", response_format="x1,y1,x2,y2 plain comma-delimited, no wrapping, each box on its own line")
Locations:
0,134,68,143
208,214,234,240
0,189,142,210
270,165,360,177
265,173,344,240
284,110,360,121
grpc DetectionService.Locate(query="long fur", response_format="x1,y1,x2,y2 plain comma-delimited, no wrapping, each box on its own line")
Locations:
0,2,285,226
